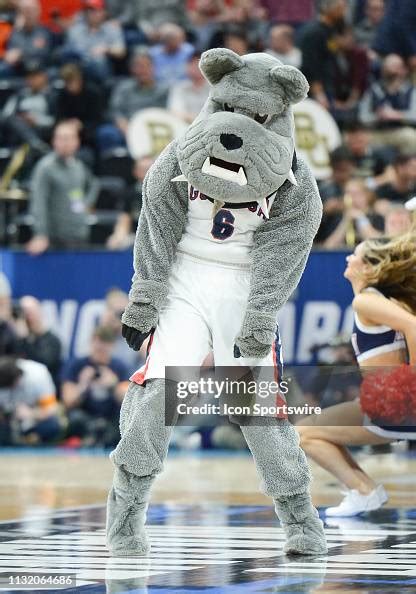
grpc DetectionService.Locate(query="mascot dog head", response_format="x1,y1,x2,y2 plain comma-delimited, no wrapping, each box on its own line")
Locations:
176,48,309,210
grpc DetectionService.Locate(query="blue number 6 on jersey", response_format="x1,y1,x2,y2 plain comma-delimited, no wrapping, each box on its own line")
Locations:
211,209,235,240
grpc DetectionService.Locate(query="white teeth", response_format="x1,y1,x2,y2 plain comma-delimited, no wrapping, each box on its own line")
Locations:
258,197,270,219
202,157,247,186
405,196,416,211
202,156,211,174
237,166,247,186
288,169,298,186
171,173,187,182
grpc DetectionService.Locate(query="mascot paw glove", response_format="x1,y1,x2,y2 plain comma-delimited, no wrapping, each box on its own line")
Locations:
121,302,158,351
234,311,277,359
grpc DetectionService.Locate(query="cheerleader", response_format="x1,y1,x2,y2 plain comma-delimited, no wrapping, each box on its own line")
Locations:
297,232,416,516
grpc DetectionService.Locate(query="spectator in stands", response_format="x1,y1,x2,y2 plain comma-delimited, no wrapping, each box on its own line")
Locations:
64,0,126,81
373,0,416,74
384,204,412,237
265,25,301,68
132,0,188,37
319,147,356,213
298,0,348,110
359,54,416,154
100,288,144,374
107,155,154,249
105,0,140,25
61,325,129,446
343,120,395,181
26,121,99,255
168,51,209,124
0,273,17,357
354,0,385,51
375,153,416,210
0,0,51,76
54,63,103,148
98,49,168,152
331,25,369,124
13,296,62,388
218,1,268,50
187,0,221,50
1,59,53,151
149,23,194,86
259,0,314,25
0,356,62,445
323,177,384,247
317,147,356,243
223,28,249,56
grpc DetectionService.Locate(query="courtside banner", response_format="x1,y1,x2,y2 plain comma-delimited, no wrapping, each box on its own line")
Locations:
1,249,353,363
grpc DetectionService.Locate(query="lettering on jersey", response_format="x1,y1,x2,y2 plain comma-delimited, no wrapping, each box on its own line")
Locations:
211,209,235,240
189,185,208,201
189,185,269,220
190,186,199,200
189,185,268,219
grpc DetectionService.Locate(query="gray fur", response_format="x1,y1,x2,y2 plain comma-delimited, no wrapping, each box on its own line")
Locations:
274,492,328,555
236,159,322,357
108,380,324,556
106,468,151,557
239,417,311,497
107,380,174,556
124,50,318,343
109,50,326,557
121,141,188,332
200,47,244,85
270,65,310,105
177,49,309,203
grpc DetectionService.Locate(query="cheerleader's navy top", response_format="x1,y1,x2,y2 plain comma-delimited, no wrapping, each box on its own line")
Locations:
351,287,406,363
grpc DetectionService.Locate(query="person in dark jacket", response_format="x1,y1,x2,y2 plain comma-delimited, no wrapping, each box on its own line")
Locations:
14,296,62,389
373,0,416,69
298,0,348,110
54,63,104,147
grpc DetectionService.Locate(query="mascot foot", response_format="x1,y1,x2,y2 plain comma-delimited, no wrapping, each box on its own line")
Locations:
274,492,327,556
106,467,153,557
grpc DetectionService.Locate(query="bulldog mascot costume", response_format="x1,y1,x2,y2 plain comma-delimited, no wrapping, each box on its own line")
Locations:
106,48,327,557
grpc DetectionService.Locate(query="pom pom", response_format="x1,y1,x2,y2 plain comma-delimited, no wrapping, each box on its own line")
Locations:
360,364,416,426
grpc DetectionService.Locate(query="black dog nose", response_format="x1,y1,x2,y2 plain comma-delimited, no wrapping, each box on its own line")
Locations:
220,133,243,151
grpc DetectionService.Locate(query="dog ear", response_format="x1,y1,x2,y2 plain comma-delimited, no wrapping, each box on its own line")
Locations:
199,48,244,85
270,65,309,105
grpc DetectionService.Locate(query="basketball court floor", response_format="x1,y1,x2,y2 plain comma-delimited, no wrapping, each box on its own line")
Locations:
0,446,415,593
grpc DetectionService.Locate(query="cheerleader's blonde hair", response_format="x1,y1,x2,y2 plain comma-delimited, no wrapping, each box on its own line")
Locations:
362,230,416,313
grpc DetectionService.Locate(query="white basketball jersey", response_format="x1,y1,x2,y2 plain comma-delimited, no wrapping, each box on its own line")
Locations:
176,183,276,266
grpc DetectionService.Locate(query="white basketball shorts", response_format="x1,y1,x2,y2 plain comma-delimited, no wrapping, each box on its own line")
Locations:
131,252,283,385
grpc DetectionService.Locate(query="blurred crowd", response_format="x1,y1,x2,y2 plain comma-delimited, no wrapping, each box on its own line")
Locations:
0,270,252,449
0,0,416,447
0,0,414,251
0,271,147,446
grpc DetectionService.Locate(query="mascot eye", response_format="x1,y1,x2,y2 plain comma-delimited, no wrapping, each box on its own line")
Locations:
254,113,270,124
223,103,235,112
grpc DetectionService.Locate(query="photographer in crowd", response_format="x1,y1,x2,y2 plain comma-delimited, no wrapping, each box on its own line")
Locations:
0,356,63,445
61,326,129,446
